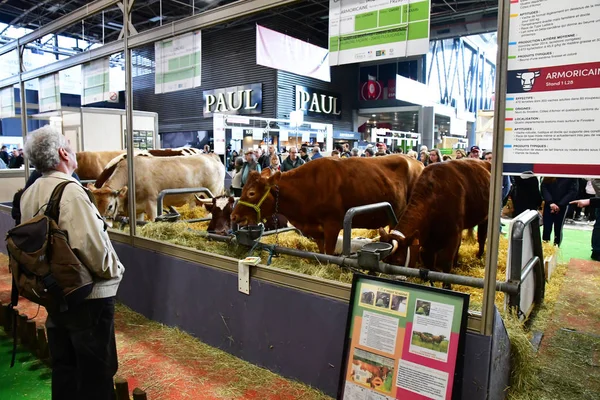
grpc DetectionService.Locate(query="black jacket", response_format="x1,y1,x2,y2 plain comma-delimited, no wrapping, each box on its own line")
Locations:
510,175,542,216
541,178,579,209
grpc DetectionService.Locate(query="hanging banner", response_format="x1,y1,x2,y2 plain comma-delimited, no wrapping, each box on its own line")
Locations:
39,74,61,113
155,31,202,94
329,0,431,66
256,25,330,82
82,58,110,105
0,87,15,118
338,275,469,400
503,0,600,177
59,66,82,95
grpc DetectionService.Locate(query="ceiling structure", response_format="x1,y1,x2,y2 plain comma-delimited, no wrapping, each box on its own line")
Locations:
0,0,499,52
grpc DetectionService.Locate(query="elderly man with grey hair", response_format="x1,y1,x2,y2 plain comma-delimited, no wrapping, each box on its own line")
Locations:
19,125,124,400
281,146,305,172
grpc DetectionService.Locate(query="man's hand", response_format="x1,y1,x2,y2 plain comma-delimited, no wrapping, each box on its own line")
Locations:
550,203,560,213
570,198,591,208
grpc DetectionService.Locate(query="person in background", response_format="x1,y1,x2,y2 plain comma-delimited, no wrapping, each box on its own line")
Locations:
541,177,579,247
341,143,352,158
428,149,443,164
311,146,323,160
351,148,360,157
483,150,512,202
268,153,281,174
468,145,481,159
331,150,341,158
406,150,418,159
419,146,428,161
9,148,24,168
455,149,467,159
364,147,375,157
262,145,281,169
376,142,390,155
442,155,453,161
203,144,211,153
509,171,542,218
256,147,269,170
19,125,124,400
240,149,261,188
0,145,9,165
420,151,430,166
281,146,305,172
571,180,600,261
299,147,311,163
230,157,245,197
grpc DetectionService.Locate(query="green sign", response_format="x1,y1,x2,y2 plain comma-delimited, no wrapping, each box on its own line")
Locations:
329,0,431,66
338,275,469,400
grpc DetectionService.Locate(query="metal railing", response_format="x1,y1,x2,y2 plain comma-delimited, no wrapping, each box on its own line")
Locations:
156,187,215,217
341,202,398,256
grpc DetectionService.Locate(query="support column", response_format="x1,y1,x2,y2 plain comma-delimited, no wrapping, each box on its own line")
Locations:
124,0,137,236
419,106,434,149
17,40,30,183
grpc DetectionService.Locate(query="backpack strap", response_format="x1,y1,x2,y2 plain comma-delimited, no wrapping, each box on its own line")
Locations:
44,180,97,222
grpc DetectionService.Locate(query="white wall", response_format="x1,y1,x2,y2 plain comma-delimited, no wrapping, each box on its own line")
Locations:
82,111,123,151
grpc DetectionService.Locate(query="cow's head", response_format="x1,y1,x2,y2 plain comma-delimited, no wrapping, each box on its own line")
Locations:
231,169,280,226
88,183,128,219
205,196,235,235
378,228,420,267
515,71,540,92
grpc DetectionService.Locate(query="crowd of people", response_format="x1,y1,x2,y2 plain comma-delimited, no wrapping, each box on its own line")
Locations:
0,145,24,169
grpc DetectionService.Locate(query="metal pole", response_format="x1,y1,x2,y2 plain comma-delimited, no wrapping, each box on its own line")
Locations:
17,40,30,183
123,0,137,236
481,0,510,336
342,203,398,256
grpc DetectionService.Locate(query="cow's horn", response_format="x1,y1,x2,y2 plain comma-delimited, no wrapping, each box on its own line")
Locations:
390,230,405,239
391,240,399,255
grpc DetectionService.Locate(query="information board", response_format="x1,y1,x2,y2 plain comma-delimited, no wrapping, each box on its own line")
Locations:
155,31,202,94
39,73,61,113
0,87,15,118
82,58,110,105
329,0,430,66
338,275,469,400
503,0,600,177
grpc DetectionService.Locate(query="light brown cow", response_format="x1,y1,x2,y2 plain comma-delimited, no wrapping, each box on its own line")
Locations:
75,151,125,180
230,155,424,254
75,147,203,181
90,154,225,221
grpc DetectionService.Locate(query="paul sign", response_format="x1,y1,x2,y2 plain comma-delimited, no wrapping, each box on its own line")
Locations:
295,86,342,118
203,83,262,118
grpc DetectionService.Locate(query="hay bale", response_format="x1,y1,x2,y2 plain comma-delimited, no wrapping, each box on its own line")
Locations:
173,204,209,220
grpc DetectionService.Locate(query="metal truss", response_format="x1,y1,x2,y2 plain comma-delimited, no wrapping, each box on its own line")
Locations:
427,36,496,114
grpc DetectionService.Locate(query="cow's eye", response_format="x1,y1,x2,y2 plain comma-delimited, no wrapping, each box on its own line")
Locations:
248,191,256,197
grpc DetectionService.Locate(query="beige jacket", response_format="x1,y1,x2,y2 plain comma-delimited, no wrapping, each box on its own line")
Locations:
20,171,124,299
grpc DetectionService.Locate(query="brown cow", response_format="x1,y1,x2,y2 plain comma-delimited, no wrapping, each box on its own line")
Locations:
230,155,424,254
206,196,288,235
379,158,491,279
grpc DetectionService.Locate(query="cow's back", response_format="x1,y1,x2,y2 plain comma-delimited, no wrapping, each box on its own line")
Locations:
75,151,125,180
284,156,423,229
134,154,225,198
411,159,490,229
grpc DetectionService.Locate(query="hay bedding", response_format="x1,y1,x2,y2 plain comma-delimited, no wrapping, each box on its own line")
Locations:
126,217,566,399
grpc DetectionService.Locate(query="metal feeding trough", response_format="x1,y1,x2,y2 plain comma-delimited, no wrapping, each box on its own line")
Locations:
235,224,265,246
357,242,393,270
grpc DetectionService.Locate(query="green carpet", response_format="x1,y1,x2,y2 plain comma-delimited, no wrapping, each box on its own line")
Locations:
557,227,593,263
0,333,51,400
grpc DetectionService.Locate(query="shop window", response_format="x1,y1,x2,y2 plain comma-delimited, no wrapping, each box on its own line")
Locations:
398,60,418,81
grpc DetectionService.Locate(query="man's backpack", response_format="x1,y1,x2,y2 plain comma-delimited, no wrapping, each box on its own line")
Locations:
6,180,95,314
